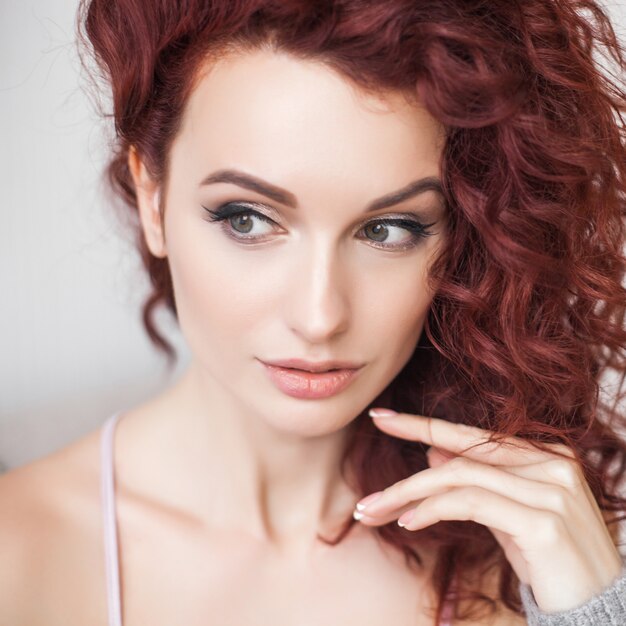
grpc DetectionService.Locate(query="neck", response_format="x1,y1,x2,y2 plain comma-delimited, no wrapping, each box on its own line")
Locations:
133,360,362,557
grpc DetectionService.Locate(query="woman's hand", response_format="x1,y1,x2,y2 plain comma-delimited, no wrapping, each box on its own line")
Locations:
353,408,624,613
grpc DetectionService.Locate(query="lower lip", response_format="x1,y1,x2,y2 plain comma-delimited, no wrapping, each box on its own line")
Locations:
259,361,362,399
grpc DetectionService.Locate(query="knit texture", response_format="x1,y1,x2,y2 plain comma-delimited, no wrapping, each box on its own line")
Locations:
519,559,626,625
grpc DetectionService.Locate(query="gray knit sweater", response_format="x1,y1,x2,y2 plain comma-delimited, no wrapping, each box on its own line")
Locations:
518,559,626,625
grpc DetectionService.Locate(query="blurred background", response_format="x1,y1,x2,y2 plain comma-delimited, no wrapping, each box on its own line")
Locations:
1,0,625,472
0,0,190,471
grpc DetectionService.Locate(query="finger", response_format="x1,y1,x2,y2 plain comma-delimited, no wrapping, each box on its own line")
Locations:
397,486,551,537
425,447,584,494
356,456,574,521
427,446,456,462
494,457,602,526
426,447,460,470
353,502,418,527
370,410,563,465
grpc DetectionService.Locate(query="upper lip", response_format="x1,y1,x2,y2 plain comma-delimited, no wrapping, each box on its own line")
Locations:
259,357,364,372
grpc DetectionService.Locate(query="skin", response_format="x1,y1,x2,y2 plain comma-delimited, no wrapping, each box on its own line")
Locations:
128,47,447,553
359,411,624,612
0,47,535,625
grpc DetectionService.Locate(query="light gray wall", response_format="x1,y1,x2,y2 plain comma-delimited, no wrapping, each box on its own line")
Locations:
1,1,624,472
0,0,190,471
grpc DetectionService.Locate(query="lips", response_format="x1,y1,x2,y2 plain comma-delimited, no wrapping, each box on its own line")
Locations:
260,357,364,373
258,358,364,399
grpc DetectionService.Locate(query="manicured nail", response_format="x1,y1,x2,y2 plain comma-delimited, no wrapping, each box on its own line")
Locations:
353,509,364,521
397,509,415,527
355,491,384,511
369,408,398,418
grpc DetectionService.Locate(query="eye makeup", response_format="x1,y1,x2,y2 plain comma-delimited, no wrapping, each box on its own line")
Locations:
200,201,438,252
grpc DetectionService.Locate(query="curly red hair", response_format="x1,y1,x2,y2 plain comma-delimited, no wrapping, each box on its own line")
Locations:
77,0,626,622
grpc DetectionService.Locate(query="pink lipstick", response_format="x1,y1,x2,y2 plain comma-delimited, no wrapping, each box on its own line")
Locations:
258,359,364,399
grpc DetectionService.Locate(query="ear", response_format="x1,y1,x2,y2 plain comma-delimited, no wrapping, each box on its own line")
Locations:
127,146,167,258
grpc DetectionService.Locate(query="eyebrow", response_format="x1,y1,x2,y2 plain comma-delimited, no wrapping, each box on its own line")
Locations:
199,169,444,213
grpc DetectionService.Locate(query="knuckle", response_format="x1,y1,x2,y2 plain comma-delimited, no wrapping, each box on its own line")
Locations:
549,486,571,513
548,459,581,488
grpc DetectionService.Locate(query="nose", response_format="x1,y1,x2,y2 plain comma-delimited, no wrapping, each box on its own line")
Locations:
285,240,351,344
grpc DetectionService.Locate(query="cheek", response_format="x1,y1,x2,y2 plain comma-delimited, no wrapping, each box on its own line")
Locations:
343,262,432,402
165,206,436,357
165,222,271,350
355,261,432,347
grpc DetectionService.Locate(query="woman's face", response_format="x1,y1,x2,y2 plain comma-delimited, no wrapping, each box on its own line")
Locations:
135,48,447,435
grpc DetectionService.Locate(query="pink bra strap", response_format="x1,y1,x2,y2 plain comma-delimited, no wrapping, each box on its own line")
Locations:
100,412,123,626
99,410,456,626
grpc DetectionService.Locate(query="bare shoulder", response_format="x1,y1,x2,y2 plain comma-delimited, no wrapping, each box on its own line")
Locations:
0,424,108,625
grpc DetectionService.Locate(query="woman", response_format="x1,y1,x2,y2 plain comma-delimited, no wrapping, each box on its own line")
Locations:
1,0,626,624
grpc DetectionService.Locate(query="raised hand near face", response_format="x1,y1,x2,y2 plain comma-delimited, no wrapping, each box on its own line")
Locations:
353,408,624,614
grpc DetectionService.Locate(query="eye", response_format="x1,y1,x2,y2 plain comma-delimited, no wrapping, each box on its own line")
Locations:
201,202,279,241
358,218,436,251
201,202,437,251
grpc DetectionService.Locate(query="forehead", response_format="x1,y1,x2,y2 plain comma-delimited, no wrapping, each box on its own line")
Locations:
172,48,444,201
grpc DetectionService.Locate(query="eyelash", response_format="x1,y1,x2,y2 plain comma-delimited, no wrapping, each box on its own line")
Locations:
201,202,436,251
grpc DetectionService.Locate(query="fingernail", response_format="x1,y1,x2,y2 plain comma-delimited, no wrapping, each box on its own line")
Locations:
397,509,415,527
355,491,384,511
353,509,364,521
369,408,397,418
